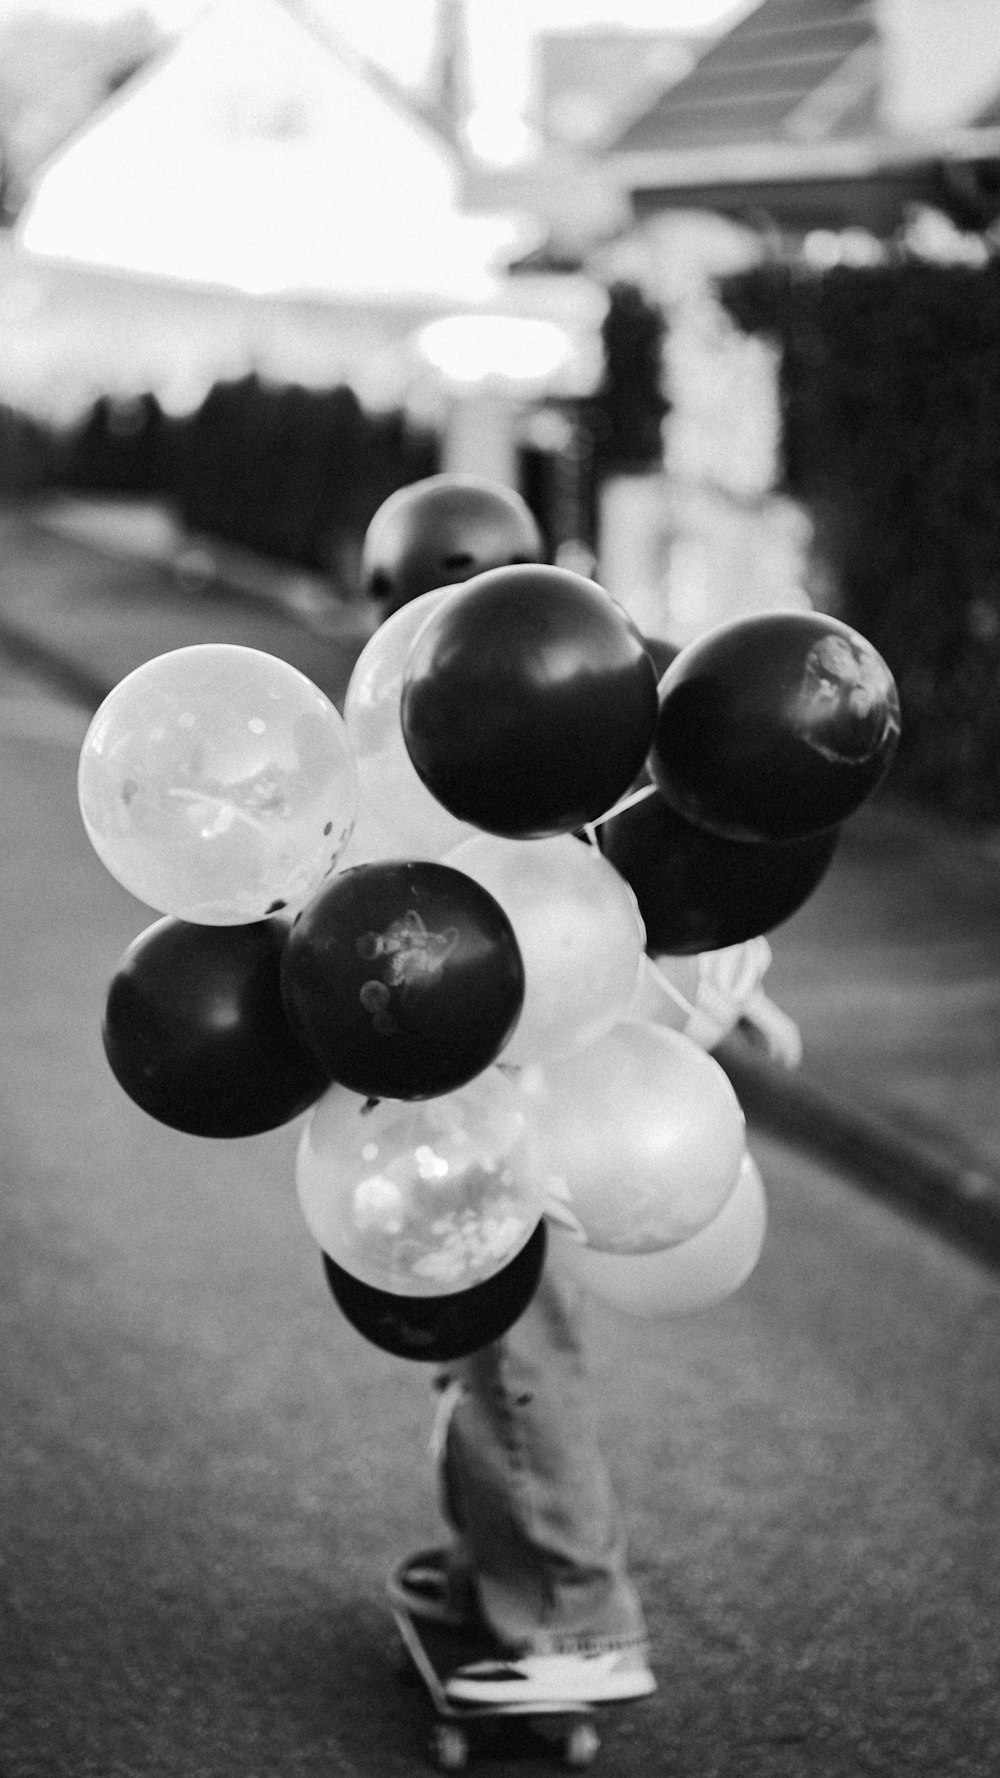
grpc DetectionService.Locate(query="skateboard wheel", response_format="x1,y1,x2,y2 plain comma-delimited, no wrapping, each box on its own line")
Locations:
431,1722,469,1771
564,1721,601,1767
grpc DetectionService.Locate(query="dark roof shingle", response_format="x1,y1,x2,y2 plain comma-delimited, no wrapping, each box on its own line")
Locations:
612,0,877,152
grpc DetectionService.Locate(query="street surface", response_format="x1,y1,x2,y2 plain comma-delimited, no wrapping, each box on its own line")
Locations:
1,516,999,1776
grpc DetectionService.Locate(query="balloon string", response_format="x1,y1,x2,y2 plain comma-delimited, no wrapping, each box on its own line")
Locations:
646,957,698,1019
589,782,659,830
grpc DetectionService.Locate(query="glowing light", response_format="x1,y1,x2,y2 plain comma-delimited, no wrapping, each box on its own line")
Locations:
416,314,573,387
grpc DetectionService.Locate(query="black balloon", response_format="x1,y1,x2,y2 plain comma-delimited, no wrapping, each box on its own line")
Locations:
599,786,839,955
103,916,329,1137
400,565,659,838
360,474,544,617
281,861,525,1101
322,1218,547,1362
649,611,901,842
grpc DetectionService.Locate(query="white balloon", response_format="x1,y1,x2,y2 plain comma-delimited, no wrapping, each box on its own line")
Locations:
446,834,645,1064
523,1020,746,1252
334,805,435,869
549,1150,767,1317
77,645,357,924
343,589,478,855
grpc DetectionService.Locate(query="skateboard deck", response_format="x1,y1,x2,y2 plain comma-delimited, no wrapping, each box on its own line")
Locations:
389,1600,602,1770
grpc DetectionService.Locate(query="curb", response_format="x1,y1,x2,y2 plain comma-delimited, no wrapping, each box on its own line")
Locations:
0,613,114,711
716,1035,1000,1269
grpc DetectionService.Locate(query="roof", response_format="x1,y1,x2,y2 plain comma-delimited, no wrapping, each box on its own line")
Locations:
599,0,1000,235
612,0,880,154
15,0,517,306
537,28,705,151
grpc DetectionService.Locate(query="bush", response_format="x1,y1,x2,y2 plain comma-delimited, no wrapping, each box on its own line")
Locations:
719,259,1000,824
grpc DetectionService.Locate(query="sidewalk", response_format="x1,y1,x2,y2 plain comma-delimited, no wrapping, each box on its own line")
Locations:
4,492,999,1267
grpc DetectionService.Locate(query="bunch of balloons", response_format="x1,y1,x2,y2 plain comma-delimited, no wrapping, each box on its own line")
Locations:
79,473,901,1360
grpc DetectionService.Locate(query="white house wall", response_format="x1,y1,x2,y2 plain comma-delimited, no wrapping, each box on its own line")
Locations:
16,0,516,305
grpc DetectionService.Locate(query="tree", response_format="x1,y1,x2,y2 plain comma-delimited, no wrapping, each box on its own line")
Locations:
593,281,669,473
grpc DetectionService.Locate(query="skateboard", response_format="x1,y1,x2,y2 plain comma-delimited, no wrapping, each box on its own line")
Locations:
389,1599,602,1771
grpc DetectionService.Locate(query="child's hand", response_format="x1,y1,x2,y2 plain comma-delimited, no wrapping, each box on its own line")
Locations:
737,989,803,1070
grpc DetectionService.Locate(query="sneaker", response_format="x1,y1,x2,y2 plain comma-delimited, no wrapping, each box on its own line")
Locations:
388,1547,477,1631
444,1646,656,1707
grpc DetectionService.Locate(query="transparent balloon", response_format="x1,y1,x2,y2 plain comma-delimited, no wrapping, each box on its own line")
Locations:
78,645,358,924
343,589,478,857
446,834,645,1065
296,1069,544,1297
523,1021,746,1253
548,1150,767,1318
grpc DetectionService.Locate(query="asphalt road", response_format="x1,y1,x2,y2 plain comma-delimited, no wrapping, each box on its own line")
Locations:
2,669,999,1777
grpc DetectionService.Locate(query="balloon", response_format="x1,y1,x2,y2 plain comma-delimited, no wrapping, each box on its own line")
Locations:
102,915,329,1137
648,611,901,842
297,1069,543,1295
400,566,659,838
321,1219,547,1362
334,809,429,870
599,784,839,954
343,589,479,856
361,473,544,617
445,833,644,1064
78,645,358,923
281,860,525,1100
523,1021,745,1253
548,1151,766,1318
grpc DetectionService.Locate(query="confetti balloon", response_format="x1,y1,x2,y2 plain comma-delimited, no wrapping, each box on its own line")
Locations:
361,473,543,617
343,589,478,856
648,611,901,842
548,1150,766,1318
296,1070,544,1296
524,1021,746,1253
446,833,645,1064
78,645,358,923
321,1219,547,1362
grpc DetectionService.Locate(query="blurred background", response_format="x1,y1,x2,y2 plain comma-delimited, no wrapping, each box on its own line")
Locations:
4,13,1000,1776
2,0,1000,825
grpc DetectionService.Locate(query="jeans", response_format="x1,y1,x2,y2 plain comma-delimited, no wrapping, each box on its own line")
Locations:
431,1251,649,1657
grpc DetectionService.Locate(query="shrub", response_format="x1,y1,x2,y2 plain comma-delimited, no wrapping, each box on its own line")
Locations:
719,259,1000,824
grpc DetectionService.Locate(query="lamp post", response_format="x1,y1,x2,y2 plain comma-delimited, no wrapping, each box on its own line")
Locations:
413,312,575,487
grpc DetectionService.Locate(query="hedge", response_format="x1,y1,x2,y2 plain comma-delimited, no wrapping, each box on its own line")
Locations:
48,376,440,588
718,259,1000,826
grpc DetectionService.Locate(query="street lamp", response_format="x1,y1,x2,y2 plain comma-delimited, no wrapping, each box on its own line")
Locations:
413,311,575,487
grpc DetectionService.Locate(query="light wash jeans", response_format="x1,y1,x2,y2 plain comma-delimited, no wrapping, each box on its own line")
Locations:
431,1253,649,1657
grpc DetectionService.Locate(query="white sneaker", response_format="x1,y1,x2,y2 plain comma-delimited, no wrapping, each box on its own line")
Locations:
444,1646,656,1707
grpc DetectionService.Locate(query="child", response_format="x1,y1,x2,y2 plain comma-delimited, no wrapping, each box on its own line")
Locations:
388,939,800,1706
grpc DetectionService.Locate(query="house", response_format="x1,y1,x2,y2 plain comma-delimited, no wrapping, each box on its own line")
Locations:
607,0,1000,238
2,0,542,422
16,0,516,306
